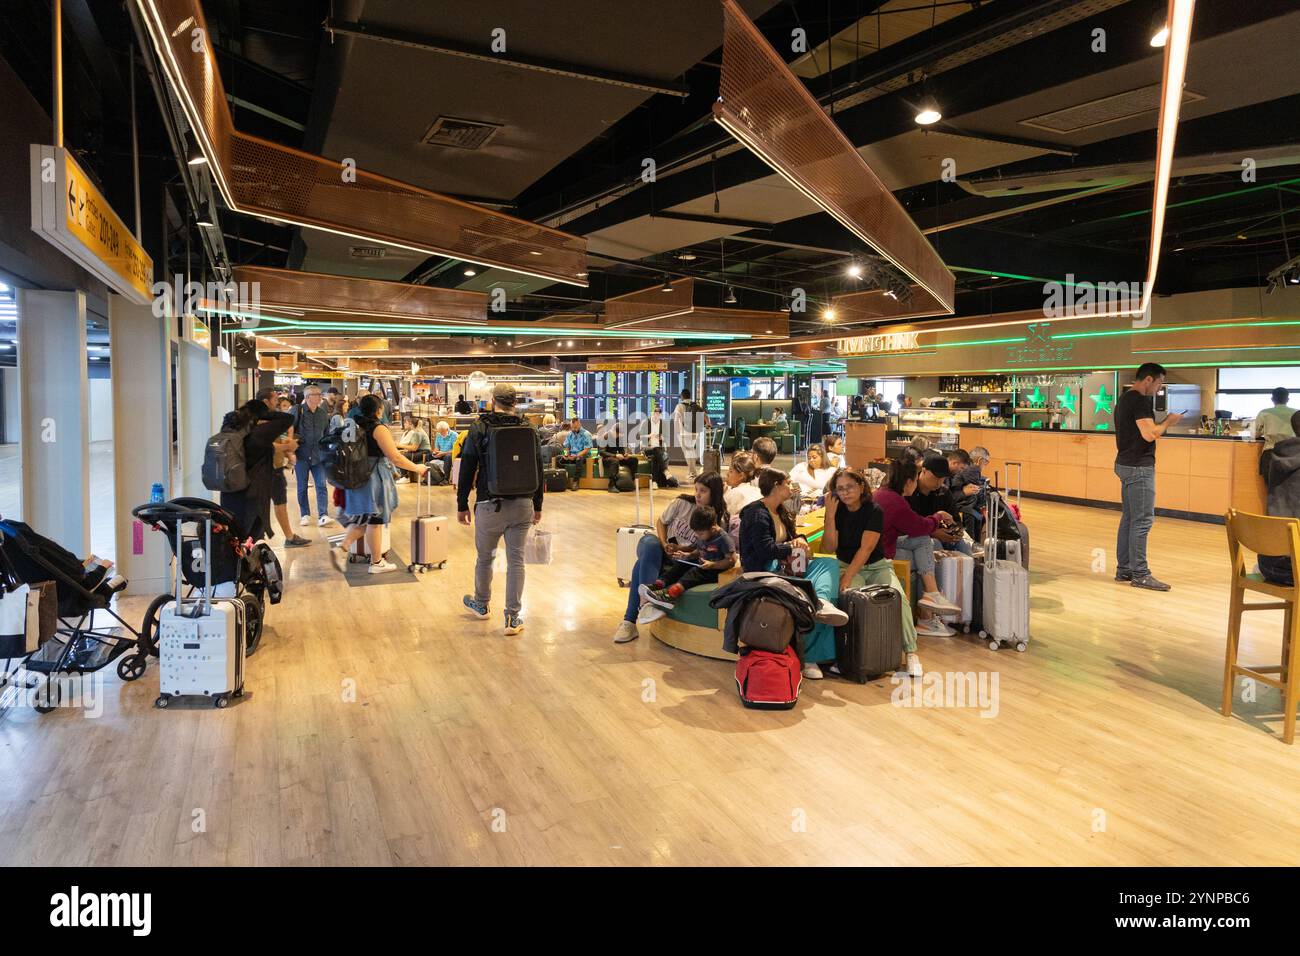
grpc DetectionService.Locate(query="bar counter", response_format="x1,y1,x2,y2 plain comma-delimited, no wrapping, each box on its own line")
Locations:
958,423,1266,521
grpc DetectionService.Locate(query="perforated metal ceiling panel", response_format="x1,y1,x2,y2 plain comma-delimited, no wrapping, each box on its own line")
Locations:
133,0,588,286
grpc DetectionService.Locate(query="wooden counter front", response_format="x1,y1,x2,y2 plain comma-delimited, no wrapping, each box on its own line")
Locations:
958,426,1266,521
844,421,887,469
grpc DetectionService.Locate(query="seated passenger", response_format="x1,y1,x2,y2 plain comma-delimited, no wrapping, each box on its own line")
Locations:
823,433,844,468
638,505,736,615
612,472,729,644
1260,409,1300,585
909,454,970,555
395,416,433,484
945,447,988,539
736,468,845,679
559,417,593,462
822,467,922,678
595,418,639,493
789,443,835,498
750,436,778,469
873,457,962,636
723,452,761,525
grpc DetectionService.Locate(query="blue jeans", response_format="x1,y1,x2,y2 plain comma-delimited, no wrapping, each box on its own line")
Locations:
802,557,840,663
895,534,937,577
295,459,329,517
624,535,667,623
1114,463,1156,577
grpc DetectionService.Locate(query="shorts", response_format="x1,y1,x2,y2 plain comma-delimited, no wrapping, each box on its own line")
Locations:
271,468,287,506
348,513,385,527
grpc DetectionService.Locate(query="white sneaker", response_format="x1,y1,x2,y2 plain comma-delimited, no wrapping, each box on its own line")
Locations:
299,515,311,527
368,559,397,575
636,603,667,625
802,662,824,680
918,591,961,613
905,652,924,678
395,476,410,485
814,599,848,627
915,618,950,637
318,514,333,527
613,620,639,644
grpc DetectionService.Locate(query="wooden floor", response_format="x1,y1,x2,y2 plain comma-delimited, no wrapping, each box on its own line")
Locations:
1,467,1297,866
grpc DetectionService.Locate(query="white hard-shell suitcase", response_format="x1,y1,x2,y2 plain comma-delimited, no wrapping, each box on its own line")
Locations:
616,477,655,587
934,549,974,631
156,511,248,708
979,490,1029,652
347,524,392,563
409,470,448,572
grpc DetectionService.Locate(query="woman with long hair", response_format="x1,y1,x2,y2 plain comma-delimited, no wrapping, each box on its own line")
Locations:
334,394,429,574
218,399,294,542
822,467,922,678
736,468,845,679
612,470,729,644
789,443,835,498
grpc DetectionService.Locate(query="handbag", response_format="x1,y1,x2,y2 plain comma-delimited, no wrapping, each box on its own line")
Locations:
737,596,795,653
0,581,56,658
524,528,553,565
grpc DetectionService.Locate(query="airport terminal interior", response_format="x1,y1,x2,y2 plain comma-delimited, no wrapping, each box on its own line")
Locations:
1,0,1299,868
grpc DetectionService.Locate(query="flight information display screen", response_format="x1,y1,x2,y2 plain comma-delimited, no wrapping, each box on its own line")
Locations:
564,369,686,421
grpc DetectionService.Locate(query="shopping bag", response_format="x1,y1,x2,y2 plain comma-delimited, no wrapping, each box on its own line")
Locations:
524,528,553,565
0,583,40,657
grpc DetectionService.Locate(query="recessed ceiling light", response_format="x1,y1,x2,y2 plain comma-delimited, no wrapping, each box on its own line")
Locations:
1150,25,1169,47
915,99,942,126
185,131,207,166
528,250,543,256
463,268,476,277
822,308,836,322
846,262,863,279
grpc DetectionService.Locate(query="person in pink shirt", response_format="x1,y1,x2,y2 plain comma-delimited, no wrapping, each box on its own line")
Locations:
872,457,962,637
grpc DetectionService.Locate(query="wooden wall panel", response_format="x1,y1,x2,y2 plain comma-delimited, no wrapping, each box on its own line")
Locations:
1189,477,1231,517
1155,438,1191,477
1087,466,1121,503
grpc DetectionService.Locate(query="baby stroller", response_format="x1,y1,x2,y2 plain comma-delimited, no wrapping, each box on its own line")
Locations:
131,498,282,658
0,517,149,713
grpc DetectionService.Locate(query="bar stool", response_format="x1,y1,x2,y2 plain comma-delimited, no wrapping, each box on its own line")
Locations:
1222,508,1300,744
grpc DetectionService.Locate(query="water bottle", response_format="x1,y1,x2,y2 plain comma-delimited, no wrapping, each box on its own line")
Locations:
150,482,165,504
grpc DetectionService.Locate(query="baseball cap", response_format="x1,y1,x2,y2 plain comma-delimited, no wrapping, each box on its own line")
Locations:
492,383,517,405
922,454,951,479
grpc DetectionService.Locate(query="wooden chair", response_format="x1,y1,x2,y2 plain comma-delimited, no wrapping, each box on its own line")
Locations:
1223,509,1300,744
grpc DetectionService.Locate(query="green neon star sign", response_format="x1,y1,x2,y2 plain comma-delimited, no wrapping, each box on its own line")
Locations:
1055,390,1077,414
1027,387,1045,406
1090,384,1115,415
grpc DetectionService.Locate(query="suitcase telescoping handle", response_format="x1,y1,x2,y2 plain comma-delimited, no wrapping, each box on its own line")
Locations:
1002,461,1023,508
174,514,213,618
985,489,1000,572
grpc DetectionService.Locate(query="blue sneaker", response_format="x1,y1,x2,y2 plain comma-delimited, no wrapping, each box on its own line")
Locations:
504,613,524,636
463,595,489,619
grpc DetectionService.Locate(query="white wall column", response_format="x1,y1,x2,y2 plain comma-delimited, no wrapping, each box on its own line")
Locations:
177,339,211,499
109,295,172,594
209,353,234,434
17,289,90,554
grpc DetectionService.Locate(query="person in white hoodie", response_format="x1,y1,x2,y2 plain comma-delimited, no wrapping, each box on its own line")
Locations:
789,443,835,498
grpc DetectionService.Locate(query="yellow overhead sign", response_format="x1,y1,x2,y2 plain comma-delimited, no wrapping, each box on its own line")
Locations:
588,361,669,372
30,145,153,303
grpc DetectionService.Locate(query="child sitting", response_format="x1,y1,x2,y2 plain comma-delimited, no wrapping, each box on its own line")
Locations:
946,448,988,539
638,505,736,620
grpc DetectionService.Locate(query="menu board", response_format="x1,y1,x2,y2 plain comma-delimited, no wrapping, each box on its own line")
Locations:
704,378,731,428
564,369,686,421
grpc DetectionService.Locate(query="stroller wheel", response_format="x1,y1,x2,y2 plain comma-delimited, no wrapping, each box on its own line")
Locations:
240,594,264,657
33,679,61,713
117,654,147,683
141,593,171,657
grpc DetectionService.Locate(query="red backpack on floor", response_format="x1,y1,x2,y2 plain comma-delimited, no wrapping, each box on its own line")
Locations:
735,646,802,710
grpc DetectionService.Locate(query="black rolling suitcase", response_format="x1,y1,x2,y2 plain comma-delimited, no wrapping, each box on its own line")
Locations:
835,585,904,682
543,468,567,492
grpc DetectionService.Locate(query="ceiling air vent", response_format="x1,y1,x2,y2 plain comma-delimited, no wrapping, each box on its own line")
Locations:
349,245,387,259
1020,84,1204,134
421,116,503,150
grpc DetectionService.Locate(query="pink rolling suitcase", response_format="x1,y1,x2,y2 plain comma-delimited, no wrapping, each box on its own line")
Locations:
935,549,974,632
409,470,448,573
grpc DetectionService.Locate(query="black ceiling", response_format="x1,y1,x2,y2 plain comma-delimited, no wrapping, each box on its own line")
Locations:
5,0,1300,348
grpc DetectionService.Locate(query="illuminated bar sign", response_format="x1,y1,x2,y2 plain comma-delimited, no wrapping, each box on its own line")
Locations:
838,331,921,356
587,361,669,372
30,145,153,304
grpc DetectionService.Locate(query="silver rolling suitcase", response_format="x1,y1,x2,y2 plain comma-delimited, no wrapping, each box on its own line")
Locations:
979,490,1029,653
615,476,655,587
155,511,247,708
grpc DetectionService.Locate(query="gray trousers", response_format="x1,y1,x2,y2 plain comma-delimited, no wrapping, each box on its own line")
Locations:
473,497,534,616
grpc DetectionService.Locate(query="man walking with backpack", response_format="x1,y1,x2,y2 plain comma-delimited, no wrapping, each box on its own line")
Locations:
457,384,544,635
291,385,336,528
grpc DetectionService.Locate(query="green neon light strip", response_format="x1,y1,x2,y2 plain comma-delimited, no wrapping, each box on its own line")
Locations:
950,267,1087,287
1052,319,1300,341
932,336,1025,348
210,311,746,341
1096,176,1300,223
969,361,1300,373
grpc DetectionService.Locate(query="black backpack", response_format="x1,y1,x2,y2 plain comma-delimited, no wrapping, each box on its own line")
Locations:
480,418,541,498
201,427,250,493
320,421,377,490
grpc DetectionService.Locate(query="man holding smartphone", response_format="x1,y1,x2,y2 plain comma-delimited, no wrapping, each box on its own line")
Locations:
1114,363,1182,591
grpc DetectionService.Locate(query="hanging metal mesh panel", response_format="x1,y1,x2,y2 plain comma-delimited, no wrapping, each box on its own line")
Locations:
233,266,488,324
137,0,587,286
713,0,954,314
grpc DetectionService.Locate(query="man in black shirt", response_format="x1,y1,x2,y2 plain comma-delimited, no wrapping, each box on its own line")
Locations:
907,454,967,553
1113,363,1183,591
